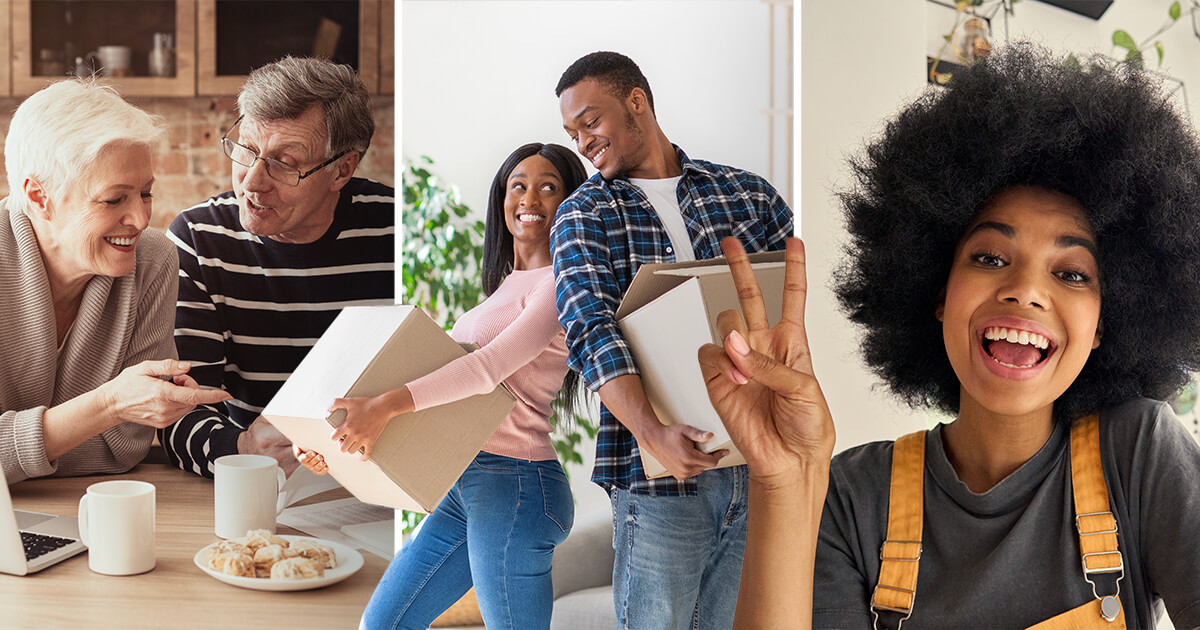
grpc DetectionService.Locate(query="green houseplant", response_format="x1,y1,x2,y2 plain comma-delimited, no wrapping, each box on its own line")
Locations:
399,156,596,534
1111,1,1193,67
402,156,485,329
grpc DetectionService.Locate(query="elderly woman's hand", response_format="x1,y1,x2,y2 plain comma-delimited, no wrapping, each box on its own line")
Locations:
101,359,232,429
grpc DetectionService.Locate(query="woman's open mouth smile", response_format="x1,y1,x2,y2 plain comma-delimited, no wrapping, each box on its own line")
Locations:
977,322,1058,381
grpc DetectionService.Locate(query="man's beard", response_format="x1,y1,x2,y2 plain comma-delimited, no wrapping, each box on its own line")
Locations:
611,109,646,179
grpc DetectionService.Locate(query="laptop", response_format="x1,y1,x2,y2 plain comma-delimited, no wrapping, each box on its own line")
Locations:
0,465,87,576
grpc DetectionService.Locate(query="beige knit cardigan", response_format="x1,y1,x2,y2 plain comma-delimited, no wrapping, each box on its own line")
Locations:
0,199,177,483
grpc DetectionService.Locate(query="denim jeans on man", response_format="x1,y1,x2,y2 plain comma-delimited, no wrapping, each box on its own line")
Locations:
610,465,749,630
361,452,574,630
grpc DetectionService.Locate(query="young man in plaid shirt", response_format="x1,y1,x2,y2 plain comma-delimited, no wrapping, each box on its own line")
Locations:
551,51,793,629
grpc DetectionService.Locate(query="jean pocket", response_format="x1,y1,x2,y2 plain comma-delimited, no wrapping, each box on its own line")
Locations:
470,452,518,474
539,466,574,534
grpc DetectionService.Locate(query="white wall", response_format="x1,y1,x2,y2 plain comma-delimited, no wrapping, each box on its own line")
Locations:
402,0,779,217
402,0,788,516
801,0,932,453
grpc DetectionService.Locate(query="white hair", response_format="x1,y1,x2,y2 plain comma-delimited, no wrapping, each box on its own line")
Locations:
4,79,168,214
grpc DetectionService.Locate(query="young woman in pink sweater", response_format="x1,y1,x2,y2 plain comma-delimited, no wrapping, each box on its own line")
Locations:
298,143,587,630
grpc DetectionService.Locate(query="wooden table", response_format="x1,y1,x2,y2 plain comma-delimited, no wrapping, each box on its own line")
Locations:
0,464,388,629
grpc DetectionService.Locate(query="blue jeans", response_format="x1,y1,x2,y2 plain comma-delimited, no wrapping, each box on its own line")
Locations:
361,452,574,630
610,465,749,630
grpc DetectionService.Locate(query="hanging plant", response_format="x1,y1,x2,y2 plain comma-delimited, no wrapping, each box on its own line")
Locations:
1111,1,1192,67
928,0,1019,85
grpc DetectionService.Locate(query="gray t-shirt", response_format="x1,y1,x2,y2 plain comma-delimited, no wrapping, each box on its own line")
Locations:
814,397,1200,629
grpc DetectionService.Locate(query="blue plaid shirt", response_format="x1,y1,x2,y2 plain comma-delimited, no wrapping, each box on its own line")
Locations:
550,146,793,496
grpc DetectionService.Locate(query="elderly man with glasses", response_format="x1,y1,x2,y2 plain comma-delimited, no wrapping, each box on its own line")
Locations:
158,56,394,478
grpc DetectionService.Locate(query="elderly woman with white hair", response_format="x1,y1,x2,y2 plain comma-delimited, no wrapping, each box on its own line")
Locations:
0,80,230,484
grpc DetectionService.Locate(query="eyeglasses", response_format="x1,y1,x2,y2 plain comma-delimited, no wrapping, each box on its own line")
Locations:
220,115,351,187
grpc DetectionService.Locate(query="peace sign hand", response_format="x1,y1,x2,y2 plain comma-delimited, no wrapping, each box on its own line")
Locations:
698,237,835,486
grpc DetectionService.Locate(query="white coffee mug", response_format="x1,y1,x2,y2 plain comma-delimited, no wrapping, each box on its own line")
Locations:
214,454,286,540
77,480,156,576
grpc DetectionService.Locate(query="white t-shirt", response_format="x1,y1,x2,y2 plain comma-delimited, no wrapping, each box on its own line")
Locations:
629,176,694,262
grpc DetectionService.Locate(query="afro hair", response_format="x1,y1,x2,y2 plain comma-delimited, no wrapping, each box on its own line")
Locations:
835,44,1200,422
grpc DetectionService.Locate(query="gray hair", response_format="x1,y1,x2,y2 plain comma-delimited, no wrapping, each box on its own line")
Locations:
4,79,167,214
237,56,374,160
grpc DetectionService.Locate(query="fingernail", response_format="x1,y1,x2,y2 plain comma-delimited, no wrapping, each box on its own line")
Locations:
731,368,749,385
728,330,750,356
178,361,190,370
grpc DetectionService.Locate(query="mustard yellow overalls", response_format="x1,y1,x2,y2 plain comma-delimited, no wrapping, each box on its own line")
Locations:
870,416,1126,629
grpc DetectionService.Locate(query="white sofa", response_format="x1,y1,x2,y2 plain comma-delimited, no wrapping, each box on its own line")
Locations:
548,509,617,630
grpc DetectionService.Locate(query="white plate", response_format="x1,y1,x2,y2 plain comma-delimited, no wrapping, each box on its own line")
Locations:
193,535,365,592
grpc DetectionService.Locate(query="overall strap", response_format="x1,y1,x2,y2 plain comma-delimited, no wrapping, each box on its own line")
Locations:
871,431,926,630
871,417,1125,630
1066,414,1125,625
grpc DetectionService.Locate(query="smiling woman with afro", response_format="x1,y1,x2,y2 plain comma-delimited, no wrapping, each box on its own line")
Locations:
700,43,1200,630
810,43,1200,629
837,44,1200,423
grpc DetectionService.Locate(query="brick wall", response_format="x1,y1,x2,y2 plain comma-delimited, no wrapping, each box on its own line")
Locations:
0,94,395,230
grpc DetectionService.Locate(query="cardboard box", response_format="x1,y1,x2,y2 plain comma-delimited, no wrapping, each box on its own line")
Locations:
264,305,516,512
617,251,786,479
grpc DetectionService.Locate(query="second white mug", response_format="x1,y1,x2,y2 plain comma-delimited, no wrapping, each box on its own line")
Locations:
213,454,285,539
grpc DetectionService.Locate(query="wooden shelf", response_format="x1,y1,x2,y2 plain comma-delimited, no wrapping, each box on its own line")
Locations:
11,0,196,97
5,0,390,98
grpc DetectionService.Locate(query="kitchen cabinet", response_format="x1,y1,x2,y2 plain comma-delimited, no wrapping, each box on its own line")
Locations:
197,0,385,95
5,0,392,98
11,0,196,97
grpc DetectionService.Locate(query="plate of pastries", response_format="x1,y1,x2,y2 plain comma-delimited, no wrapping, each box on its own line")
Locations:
194,529,365,591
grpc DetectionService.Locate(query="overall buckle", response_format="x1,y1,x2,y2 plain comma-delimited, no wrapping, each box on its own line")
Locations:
870,540,921,630
1075,511,1124,623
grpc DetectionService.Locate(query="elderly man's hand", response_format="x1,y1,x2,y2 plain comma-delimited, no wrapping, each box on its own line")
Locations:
293,446,329,475
238,417,300,476
102,359,232,429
